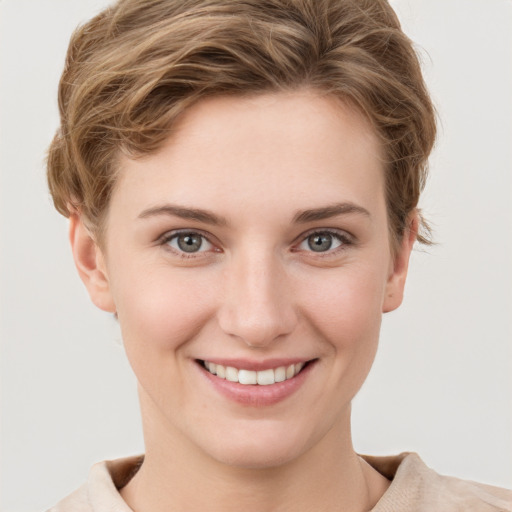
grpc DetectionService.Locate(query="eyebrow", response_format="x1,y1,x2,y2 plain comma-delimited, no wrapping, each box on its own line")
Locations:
138,205,228,226
293,202,371,223
138,201,370,226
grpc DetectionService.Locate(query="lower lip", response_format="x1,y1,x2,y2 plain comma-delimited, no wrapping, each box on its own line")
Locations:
197,361,316,406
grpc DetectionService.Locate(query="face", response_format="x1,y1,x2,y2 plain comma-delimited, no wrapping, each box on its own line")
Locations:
72,92,414,469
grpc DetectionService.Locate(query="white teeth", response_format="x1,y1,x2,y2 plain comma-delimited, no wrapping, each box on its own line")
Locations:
274,366,286,382
203,361,308,385
216,364,226,379
257,369,275,386
225,366,238,382
238,369,257,385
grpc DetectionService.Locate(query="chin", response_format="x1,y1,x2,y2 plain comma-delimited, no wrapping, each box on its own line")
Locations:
211,442,302,470
202,419,319,470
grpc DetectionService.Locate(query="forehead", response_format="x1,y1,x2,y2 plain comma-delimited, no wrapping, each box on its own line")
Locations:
112,91,385,221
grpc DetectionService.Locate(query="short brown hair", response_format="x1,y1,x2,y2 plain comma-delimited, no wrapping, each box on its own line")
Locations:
47,0,436,249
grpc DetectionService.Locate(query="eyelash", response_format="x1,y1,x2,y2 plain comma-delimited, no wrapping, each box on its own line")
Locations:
294,229,354,256
158,229,217,259
158,228,354,259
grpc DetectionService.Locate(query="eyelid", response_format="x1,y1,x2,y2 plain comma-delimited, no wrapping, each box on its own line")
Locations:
156,227,354,258
158,228,220,256
293,228,355,254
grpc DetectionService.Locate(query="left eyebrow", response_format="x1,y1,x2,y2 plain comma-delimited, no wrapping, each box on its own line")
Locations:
137,204,228,226
293,202,371,223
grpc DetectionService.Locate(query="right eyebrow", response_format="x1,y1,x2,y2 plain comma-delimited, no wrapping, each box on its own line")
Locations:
137,204,228,226
292,202,371,223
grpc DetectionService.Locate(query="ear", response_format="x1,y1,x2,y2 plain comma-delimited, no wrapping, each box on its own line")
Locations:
69,214,116,313
382,213,418,313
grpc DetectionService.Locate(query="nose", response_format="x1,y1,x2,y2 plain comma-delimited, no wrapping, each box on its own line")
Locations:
217,250,298,348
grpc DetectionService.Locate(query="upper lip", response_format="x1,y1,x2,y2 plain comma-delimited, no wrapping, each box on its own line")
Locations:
197,358,315,371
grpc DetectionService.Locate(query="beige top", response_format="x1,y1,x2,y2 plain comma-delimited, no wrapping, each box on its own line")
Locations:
47,453,512,511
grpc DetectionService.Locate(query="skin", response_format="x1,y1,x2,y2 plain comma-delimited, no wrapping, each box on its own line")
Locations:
70,91,416,512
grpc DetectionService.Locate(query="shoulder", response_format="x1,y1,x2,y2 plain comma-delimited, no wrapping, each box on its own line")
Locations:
363,452,512,512
46,455,143,512
46,483,90,512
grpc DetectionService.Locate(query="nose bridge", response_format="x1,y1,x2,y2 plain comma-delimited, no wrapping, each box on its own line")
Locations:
218,246,297,347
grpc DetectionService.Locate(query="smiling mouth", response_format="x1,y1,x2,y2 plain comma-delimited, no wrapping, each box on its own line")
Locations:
198,360,312,386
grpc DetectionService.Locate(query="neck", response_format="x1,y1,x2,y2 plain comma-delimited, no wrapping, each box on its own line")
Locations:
121,391,389,512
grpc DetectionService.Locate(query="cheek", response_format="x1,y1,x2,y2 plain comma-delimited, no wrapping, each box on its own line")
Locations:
111,267,217,357
297,263,388,404
301,264,387,350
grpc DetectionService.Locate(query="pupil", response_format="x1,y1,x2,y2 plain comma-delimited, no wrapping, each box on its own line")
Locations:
308,233,332,252
178,234,202,252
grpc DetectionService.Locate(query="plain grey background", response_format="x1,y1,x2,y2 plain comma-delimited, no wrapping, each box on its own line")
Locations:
1,0,511,510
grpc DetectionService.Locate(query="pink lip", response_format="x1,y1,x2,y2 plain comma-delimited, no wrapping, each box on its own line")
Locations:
196,359,317,407
200,358,310,371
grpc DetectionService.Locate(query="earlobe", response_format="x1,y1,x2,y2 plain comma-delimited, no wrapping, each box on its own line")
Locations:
382,214,418,313
69,215,116,313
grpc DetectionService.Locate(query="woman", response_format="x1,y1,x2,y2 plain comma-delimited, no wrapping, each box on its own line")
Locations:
38,0,511,510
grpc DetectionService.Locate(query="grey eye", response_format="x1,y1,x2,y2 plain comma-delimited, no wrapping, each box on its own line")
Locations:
298,231,346,253
166,232,213,253
307,233,334,252
176,233,203,252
